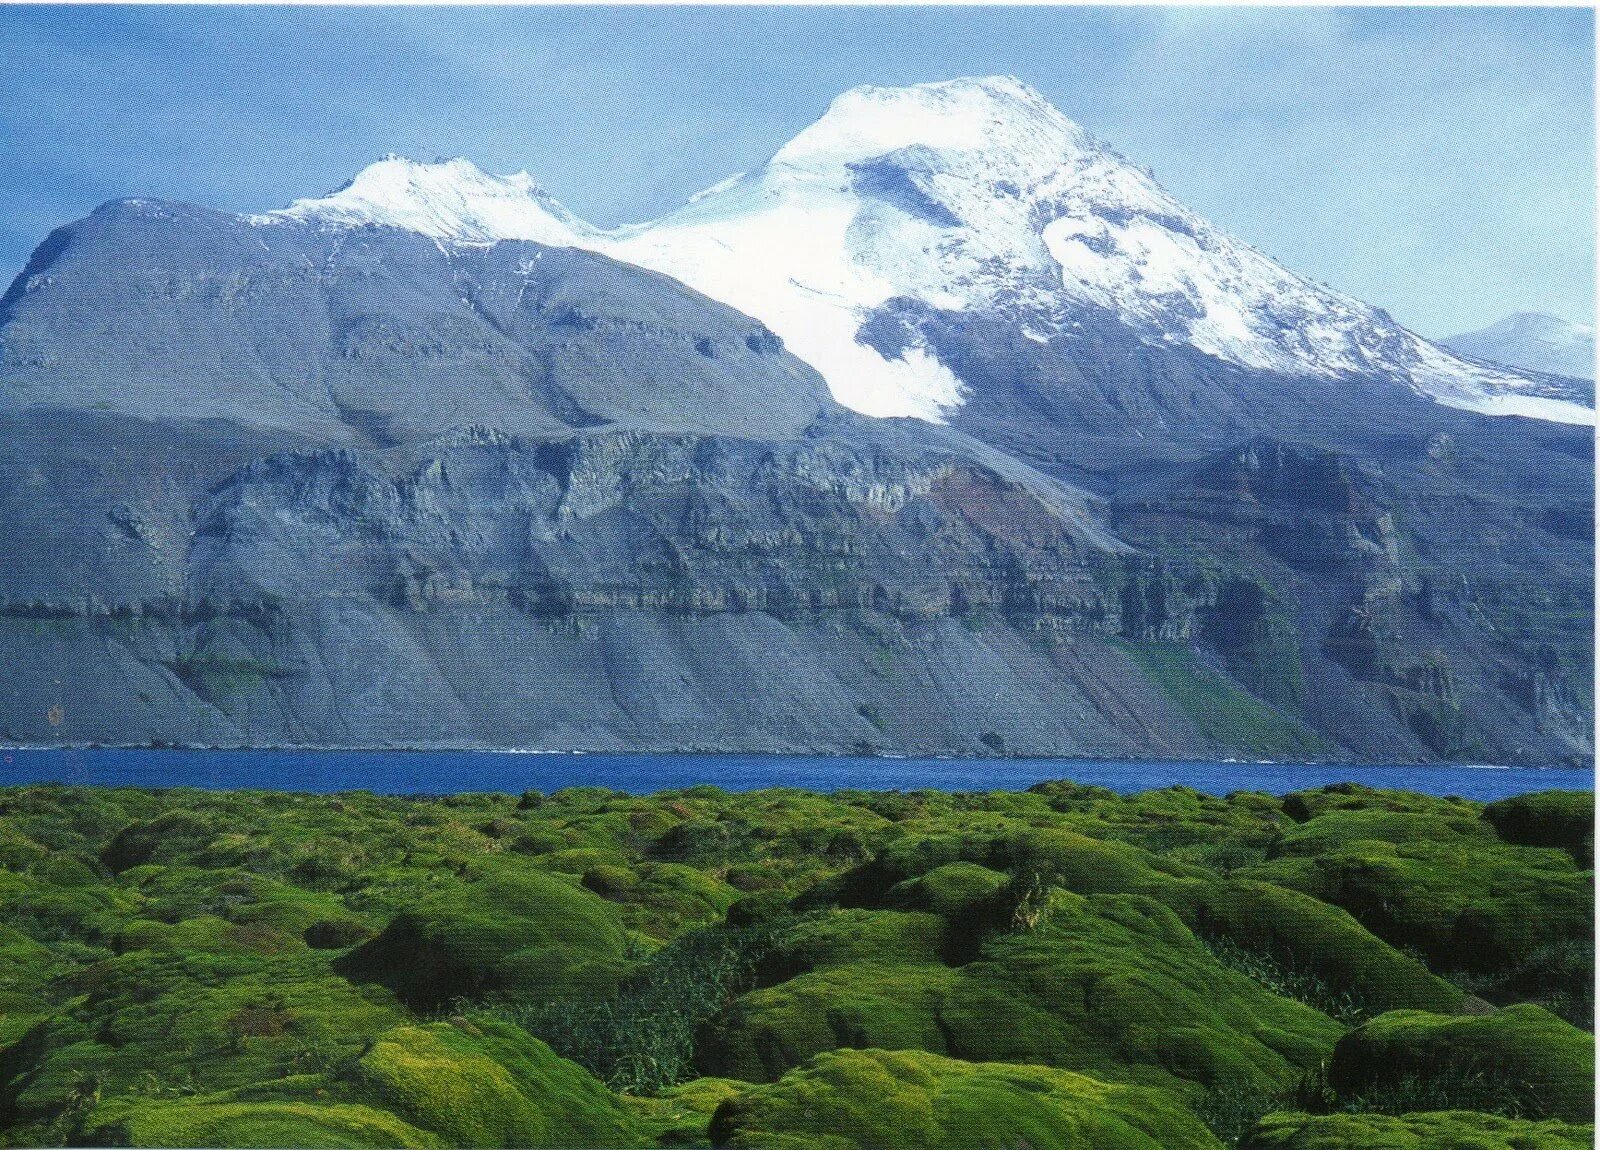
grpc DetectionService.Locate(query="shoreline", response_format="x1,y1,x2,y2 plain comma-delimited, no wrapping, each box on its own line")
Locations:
1,747,1590,803
0,742,1589,771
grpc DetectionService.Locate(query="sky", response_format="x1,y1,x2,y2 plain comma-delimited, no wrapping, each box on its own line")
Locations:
0,5,1592,338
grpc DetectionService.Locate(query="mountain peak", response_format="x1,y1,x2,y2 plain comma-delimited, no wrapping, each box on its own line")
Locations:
260,155,590,246
771,75,1095,175
828,75,1064,123
1443,311,1596,382
1480,311,1594,340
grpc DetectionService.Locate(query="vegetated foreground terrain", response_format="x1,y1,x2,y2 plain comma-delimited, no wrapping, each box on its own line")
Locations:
0,780,1591,1148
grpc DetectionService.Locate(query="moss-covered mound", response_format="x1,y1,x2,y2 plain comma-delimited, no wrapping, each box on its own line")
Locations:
6,958,407,1128
1242,1110,1594,1150
1243,817,1591,975
346,1017,641,1146
1328,1006,1595,1123
700,892,1341,1095
829,821,1462,1019
89,1098,441,1149
1193,881,1463,1015
885,861,1009,919
338,872,632,1009
756,909,946,982
708,1048,1224,1149
0,781,1590,1148
1484,791,1594,865
1279,784,1477,822
1271,808,1495,856
833,826,1207,910
87,1016,643,1149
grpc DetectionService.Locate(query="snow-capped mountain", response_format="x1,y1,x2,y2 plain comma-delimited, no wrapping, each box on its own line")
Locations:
1443,312,1595,383
257,76,1593,426
1,77,1591,763
261,155,596,247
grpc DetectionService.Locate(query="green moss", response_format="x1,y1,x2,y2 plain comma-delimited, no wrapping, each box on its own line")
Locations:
302,919,376,950
338,870,632,1009
1249,793,1592,984
0,782,1589,1147
709,1048,1224,1149
1271,809,1493,856
9,961,407,1120
836,825,1205,912
348,1017,641,1147
100,810,225,873
1328,1006,1595,1123
1485,791,1594,866
0,922,69,1024
1027,783,1289,867
1194,881,1463,1015
1242,836,1590,974
9,1036,115,1123
633,1076,748,1145
762,910,946,979
89,1098,441,1149
538,848,633,875
83,1017,641,1149
1242,1110,1594,1150
886,862,1009,919
583,864,642,897
701,892,1340,1096
700,961,957,1084
352,1025,512,1132
627,863,739,932
1280,784,1477,822
952,893,1339,1091
0,864,130,943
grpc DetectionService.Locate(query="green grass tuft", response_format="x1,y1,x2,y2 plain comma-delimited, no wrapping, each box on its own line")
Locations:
485,920,782,1094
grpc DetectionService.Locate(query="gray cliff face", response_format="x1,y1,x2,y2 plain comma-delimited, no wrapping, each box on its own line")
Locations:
0,200,1590,765
1110,432,1593,764
0,410,1177,756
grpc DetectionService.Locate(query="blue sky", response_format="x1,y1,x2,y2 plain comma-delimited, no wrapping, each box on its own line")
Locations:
0,5,1592,337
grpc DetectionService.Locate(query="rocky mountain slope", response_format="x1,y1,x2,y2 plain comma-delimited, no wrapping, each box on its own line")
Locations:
0,79,1589,764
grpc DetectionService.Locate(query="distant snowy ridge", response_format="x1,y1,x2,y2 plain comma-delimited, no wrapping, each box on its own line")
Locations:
1443,312,1595,384
256,77,1594,427
258,155,597,247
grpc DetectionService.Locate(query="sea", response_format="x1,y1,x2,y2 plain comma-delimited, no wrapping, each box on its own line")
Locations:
0,748,1590,800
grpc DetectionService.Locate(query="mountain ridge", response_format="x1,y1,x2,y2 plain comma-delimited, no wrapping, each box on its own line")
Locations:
258,76,1591,427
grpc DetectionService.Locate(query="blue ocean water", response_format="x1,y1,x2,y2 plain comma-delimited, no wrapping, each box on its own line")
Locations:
0,748,1589,800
